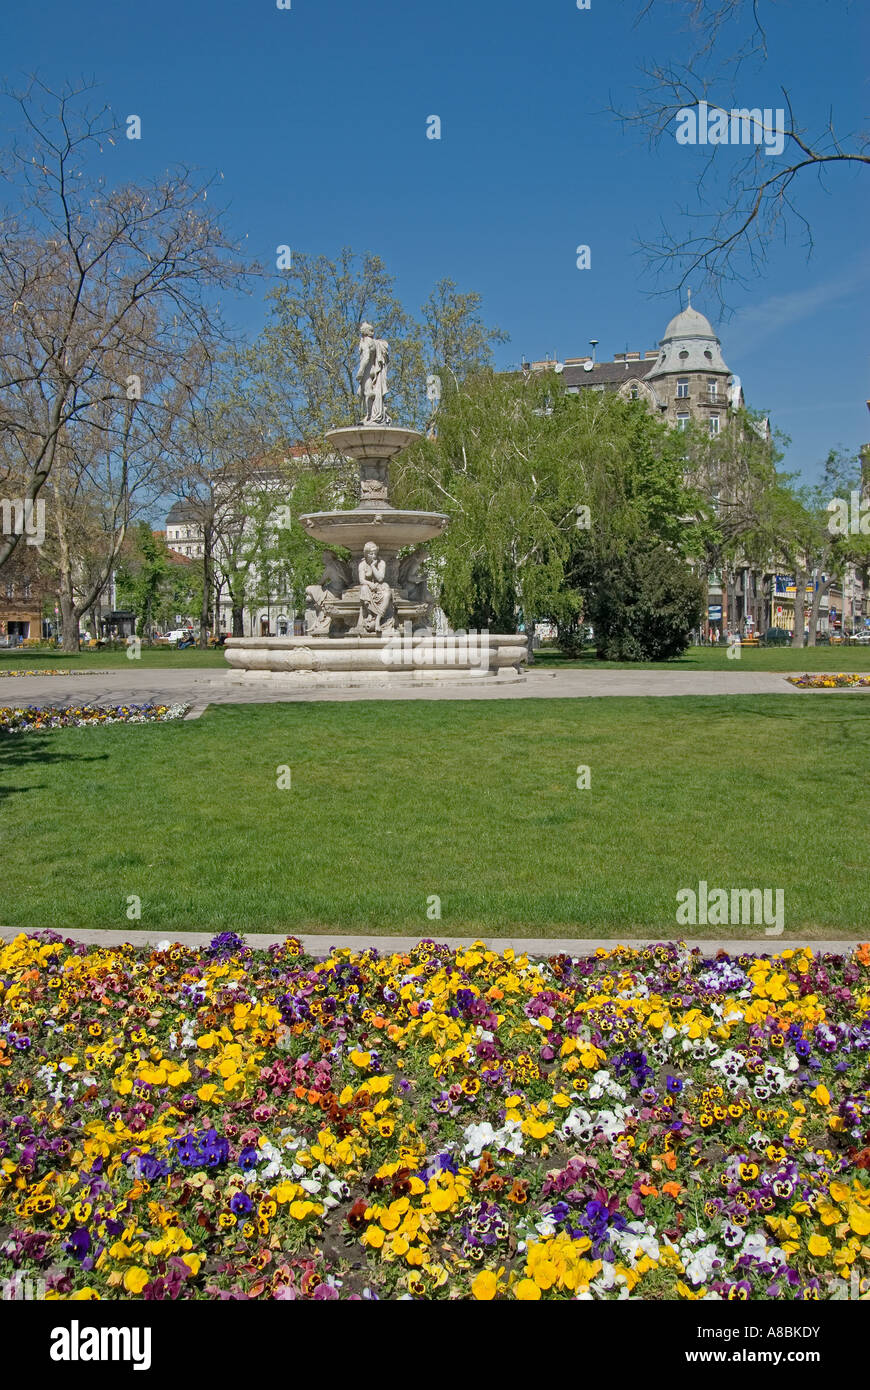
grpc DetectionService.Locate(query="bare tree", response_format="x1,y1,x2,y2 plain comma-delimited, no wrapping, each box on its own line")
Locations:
616,1,868,307
45,351,209,648
0,77,256,577
171,365,275,644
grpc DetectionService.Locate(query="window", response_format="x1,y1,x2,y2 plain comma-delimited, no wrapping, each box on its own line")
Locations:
676,413,690,431
707,379,718,400
5,581,13,598
677,378,689,399
630,385,639,400
709,415,720,437
22,581,32,598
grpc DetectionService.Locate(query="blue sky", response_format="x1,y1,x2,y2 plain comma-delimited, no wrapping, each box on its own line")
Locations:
4,0,867,479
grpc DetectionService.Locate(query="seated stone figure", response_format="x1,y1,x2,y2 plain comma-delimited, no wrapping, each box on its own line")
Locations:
357,541,394,634
304,552,352,635
304,583,334,635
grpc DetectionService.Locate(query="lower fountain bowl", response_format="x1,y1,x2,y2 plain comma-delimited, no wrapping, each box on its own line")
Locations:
224,634,529,687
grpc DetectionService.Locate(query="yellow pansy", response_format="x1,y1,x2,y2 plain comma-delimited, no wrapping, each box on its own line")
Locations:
807,1234,831,1258
514,1278,542,1300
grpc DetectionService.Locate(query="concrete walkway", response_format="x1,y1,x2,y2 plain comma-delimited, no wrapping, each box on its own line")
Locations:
0,926,862,958
0,665,858,712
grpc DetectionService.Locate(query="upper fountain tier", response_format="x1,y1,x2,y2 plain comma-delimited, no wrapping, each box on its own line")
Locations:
325,425,422,462
299,331,448,551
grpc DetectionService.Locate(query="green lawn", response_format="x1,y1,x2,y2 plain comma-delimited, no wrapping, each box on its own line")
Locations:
0,646,228,670
533,645,870,672
3,643,870,673
2,697,867,937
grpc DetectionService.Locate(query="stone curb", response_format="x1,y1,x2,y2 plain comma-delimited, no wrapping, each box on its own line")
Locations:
0,926,863,959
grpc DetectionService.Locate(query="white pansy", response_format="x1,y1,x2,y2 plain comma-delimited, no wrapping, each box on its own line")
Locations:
461,1122,498,1157
683,1243,721,1285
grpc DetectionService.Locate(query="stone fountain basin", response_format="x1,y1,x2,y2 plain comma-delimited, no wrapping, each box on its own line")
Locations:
224,634,529,685
299,508,449,552
325,425,422,461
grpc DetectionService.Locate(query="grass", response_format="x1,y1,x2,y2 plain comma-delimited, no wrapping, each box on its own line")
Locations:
533,645,870,672
0,646,228,670
4,644,870,673
2,696,868,937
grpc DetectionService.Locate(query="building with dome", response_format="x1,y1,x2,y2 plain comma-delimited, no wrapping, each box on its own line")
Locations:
539,295,753,439
527,299,782,636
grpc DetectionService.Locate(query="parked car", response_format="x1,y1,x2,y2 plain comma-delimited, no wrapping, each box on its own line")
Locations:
165,628,193,643
762,627,792,646
848,631,870,644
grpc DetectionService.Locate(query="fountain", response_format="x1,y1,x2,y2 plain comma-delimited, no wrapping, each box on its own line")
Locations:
224,326,528,686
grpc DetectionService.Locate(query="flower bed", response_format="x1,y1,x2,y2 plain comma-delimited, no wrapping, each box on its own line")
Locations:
0,670,107,678
788,673,870,689
1,933,868,1301
0,703,189,733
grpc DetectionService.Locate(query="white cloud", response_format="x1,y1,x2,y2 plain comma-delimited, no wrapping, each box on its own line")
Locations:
724,258,870,360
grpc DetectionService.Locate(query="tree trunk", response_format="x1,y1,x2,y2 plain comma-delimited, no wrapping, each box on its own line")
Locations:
55,512,80,651
806,575,832,646
791,568,807,647
199,523,214,648
59,586,79,651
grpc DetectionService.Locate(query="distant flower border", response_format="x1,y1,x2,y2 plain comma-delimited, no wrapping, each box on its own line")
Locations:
0,670,108,679
0,702,190,733
788,674,870,689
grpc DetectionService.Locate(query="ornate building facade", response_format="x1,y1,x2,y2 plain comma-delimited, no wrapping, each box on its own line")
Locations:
525,301,849,638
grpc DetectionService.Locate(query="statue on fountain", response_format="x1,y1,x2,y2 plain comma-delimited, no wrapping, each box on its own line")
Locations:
356,541,394,634
304,553,352,635
356,322,392,425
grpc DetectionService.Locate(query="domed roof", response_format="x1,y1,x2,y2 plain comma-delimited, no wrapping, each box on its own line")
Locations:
645,299,731,380
660,304,718,342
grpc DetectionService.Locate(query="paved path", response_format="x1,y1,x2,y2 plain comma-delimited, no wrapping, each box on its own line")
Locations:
0,926,862,958
0,665,857,712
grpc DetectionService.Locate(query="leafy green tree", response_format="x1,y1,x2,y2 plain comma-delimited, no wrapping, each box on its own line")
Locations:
779,449,870,646
115,524,169,636
571,538,706,661
116,523,203,635
394,370,705,650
